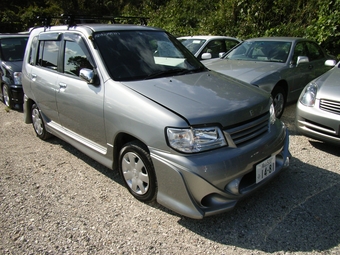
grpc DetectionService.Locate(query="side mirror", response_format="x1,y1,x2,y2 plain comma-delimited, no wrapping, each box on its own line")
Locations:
201,53,212,60
296,56,309,66
218,52,225,58
79,68,96,84
325,59,337,67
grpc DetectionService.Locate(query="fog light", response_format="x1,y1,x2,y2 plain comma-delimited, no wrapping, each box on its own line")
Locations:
225,178,242,195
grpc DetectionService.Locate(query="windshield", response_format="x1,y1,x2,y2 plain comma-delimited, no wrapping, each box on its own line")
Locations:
94,31,205,81
0,37,28,62
225,40,292,63
178,38,206,55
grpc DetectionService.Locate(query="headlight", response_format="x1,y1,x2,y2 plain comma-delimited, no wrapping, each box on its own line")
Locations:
300,82,317,107
13,72,22,85
269,103,276,125
166,126,227,153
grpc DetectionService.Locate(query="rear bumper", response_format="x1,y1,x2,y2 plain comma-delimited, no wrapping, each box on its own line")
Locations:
9,84,24,105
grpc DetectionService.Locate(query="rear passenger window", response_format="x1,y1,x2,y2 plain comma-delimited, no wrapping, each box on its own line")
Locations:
306,42,324,61
37,41,60,70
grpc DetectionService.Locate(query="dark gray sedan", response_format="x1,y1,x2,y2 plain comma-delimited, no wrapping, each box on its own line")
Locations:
296,60,340,145
204,37,336,118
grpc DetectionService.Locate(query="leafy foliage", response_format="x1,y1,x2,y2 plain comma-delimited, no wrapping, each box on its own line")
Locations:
1,0,339,57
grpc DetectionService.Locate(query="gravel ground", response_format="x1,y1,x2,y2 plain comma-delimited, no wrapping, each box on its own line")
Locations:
0,102,339,255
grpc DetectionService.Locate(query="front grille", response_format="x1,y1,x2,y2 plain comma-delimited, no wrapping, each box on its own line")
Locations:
320,99,340,115
224,113,269,146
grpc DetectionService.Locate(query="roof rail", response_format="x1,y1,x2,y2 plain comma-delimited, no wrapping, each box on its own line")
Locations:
37,14,149,29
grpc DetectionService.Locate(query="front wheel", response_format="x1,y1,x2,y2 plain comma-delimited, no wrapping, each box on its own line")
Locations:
271,86,286,118
119,141,157,202
2,84,12,108
31,104,51,140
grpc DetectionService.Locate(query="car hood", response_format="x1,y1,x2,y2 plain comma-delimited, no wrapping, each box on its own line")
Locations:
316,66,340,102
122,71,270,126
204,59,283,84
1,60,23,72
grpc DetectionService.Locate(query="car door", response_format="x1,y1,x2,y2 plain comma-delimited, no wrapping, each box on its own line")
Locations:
29,34,61,123
56,33,106,148
305,41,331,80
286,41,312,98
199,39,227,60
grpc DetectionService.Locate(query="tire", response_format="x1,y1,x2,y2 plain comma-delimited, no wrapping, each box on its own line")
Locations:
271,86,286,118
119,141,157,202
31,104,51,140
2,84,12,108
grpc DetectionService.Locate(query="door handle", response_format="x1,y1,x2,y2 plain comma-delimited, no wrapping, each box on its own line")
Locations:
59,82,67,88
31,73,37,80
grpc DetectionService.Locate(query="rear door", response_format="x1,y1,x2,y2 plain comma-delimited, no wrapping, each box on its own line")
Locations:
29,34,61,123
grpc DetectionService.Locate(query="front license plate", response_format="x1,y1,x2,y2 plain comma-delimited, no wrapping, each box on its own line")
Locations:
256,156,276,184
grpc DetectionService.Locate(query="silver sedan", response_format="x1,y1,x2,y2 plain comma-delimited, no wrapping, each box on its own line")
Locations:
296,60,340,145
205,37,336,118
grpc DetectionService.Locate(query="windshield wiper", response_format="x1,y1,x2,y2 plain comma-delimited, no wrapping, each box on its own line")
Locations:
144,68,203,80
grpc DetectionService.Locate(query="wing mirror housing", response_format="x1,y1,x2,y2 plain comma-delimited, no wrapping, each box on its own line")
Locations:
325,59,337,67
79,68,99,85
296,56,309,66
201,53,212,60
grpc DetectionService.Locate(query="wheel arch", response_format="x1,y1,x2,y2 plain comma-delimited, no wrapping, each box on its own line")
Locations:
113,133,150,170
23,97,35,123
273,80,288,101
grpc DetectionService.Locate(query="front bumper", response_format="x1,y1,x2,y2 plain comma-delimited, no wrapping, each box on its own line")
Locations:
151,121,290,219
296,101,340,145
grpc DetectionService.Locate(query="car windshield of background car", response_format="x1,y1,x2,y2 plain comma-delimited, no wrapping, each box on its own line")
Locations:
226,41,291,63
94,31,204,81
178,39,206,55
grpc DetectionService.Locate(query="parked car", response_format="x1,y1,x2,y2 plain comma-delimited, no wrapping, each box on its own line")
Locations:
296,60,340,145
204,37,336,118
177,35,241,61
0,33,29,109
22,18,290,219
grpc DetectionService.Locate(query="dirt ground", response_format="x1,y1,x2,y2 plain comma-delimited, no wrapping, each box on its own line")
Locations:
0,102,339,254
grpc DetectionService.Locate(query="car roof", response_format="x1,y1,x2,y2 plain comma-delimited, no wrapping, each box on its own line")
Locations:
0,33,29,39
178,35,239,40
244,37,308,42
30,23,163,35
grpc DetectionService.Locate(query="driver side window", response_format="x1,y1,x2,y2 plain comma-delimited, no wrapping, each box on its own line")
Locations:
292,42,307,64
64,41,92,76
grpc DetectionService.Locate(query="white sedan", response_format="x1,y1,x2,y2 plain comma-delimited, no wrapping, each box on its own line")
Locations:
177,35,241,61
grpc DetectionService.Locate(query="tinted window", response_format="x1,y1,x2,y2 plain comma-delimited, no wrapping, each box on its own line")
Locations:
37,41,60,70
0,37,28,61
227,40,291,63
179,38,206,55
292,42,307,64
306,42,324,61
201,40,226,59
94,31,203,81
28,36,39,65
64,41,92,76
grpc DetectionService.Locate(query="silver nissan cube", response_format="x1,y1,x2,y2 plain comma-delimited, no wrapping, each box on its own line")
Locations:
22,19,290,219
